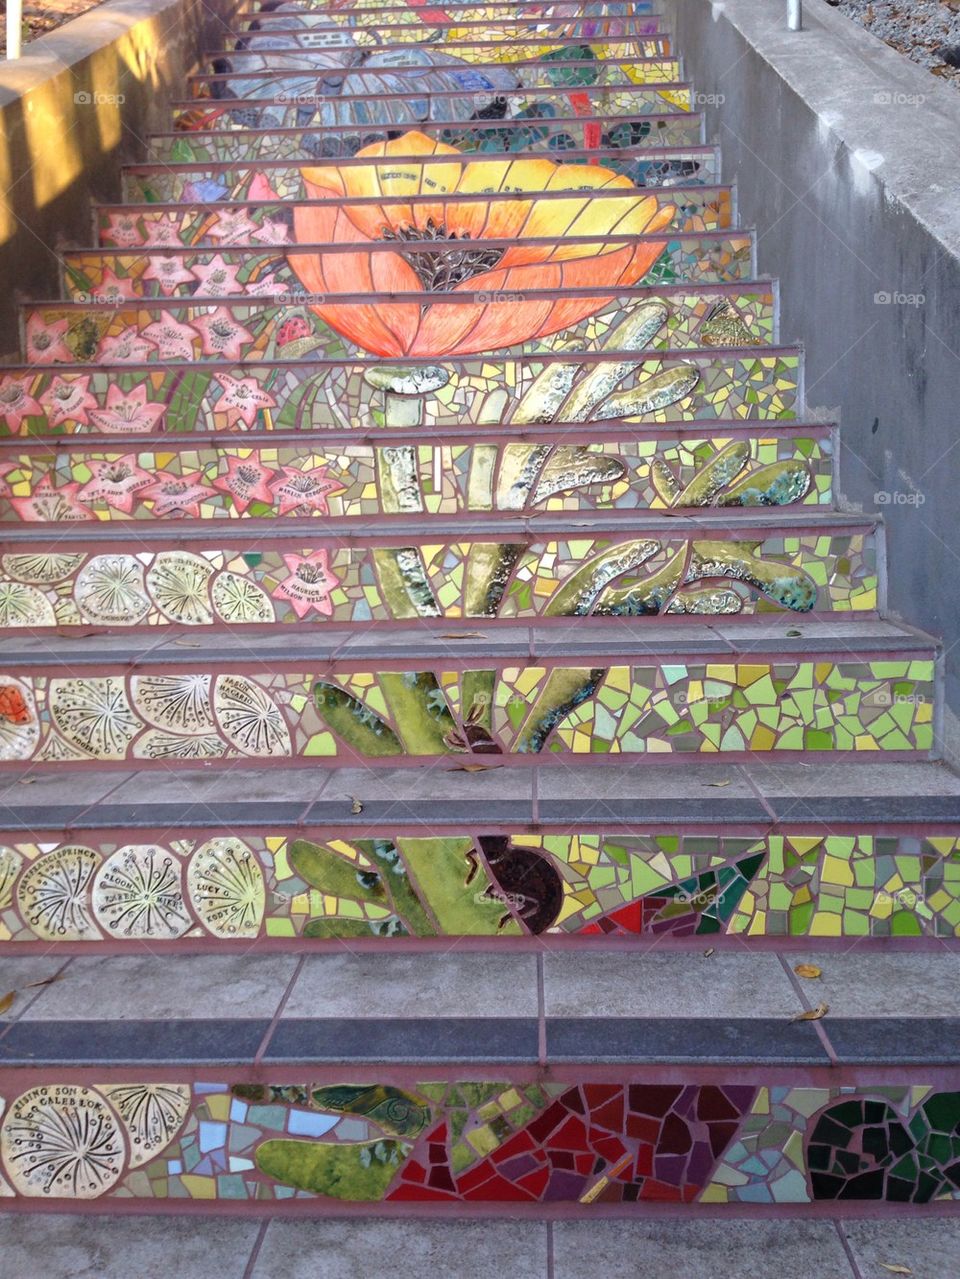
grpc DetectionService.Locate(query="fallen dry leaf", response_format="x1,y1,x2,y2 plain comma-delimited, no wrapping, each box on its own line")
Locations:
786,628,803,637
18,777,36,785
348,797,363,814
791,1002,829,1023
25,975,63,989
879,1265,913,1276
449,763,503,773
439,632,486,640
704,779,731,788
174,638,201,648
703,947,716,958
794,963,822,980
0,990,16,1015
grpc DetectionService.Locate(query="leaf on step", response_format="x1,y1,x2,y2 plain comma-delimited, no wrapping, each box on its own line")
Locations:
56,627,97,638
18,778,36,785
704,779,731,787
349,797,363,814
0,990,16,1015
439,632,487,640
703,947,716,958
448,763,503,773
794,963,822,979
791,1002,829,1022
786,629,802,637
25,975,63,989
174,638,201,648
879,1265,913,1276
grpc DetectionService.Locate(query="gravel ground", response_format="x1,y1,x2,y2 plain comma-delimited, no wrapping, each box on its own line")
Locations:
1,0,106,51
827,0,960,87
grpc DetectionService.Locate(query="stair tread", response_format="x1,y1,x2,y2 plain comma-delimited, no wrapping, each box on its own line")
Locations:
0,508,871,543
2,759,957,830
2,951,959,1067
0,617,932,667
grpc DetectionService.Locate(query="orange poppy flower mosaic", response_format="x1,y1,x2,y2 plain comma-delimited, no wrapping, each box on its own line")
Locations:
287,131,676,357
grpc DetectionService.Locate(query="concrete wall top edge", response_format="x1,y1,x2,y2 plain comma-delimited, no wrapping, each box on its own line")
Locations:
0,0,218,103
700,0,960,257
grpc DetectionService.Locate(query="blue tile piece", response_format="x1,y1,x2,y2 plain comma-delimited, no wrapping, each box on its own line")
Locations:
287,1109,340,1137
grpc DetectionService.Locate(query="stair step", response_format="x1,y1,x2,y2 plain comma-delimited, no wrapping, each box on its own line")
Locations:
0,513,876,629
170,82,697,130
62,249,752,309
0,952,958,1208
0,425,834,520
2,345,798,435
0,619,935,769
220,20,667,42
208,35,673,64
120,150,725,204
95,188,736,247
146,112,707,164
231,4,661,29
191,56,685,94
27,292,770,378
0,758,958,946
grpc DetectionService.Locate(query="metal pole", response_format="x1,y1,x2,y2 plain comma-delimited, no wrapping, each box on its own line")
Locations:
7,0,23,59
787,0,802,31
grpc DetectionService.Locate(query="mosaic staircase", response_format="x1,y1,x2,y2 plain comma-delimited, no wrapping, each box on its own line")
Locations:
1,0,959,1220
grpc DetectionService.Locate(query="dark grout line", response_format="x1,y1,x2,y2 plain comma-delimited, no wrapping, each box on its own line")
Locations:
241,1216,271,1279
833,1219,866,1279
777,952,838,1066
546,1218,556,1279
254,955,305,1067
537,953,547,1067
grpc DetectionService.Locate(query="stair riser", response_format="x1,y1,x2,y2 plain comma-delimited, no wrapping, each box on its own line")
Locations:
209,39,673,66
95,187,733,248
146,114,707,163
120,154,725,204
0,348,798,437
31,289,765,373
232,4,661,27
193,57,684,91
0,654,934,768
0,427,831,523
227,19,664,39
0,1073,956,1208
0,528,874,631
1,822,953,947
63,252,746,305
171,84,697,130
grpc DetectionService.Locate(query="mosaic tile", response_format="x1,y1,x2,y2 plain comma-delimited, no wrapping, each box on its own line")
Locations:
2,829,958,945
0,427,832,522
1,1079,956,1203
0,529,873,629
0,658,934,767
147,113,706,166
172,84,696,132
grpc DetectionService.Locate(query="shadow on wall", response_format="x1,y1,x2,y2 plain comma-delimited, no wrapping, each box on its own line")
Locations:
0,0,238,356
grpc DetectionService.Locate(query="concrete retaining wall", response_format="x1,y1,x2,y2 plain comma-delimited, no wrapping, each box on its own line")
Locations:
0,0,238,357
662,0,960,756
